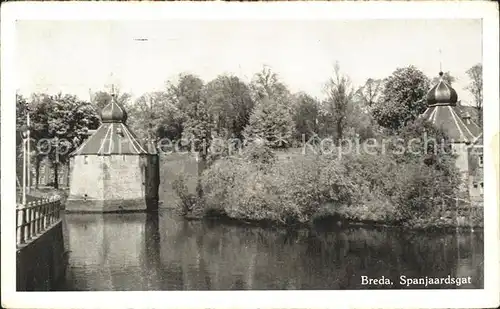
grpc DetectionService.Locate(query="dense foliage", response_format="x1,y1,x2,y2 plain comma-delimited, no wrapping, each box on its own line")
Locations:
465,63,483,126
16,93,100,188
243,98,295,149
372,66,431,131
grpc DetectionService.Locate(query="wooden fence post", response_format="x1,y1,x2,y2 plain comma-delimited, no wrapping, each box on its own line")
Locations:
43,202,47,229
31,203,36,237
26,207,32,241
49,200,54,225
36,200,41,234
20,208,26,244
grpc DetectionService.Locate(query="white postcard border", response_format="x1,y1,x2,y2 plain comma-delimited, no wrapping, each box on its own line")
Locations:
1,2,499,309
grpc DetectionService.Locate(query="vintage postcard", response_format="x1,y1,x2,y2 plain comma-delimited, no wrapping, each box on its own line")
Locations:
1,1,499,308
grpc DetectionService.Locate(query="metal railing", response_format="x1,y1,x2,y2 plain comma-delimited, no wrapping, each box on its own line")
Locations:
16,196,62,246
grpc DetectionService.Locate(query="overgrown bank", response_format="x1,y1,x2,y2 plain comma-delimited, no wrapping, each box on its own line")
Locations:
174,122,483,230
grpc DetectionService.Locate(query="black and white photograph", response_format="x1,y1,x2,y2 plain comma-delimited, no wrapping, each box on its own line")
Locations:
1,2,499,309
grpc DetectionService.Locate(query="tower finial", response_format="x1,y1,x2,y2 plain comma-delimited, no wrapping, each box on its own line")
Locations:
439,48,442,74
111,84,116,98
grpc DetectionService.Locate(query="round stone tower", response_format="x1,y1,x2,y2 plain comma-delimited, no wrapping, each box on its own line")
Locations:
422,71,482,193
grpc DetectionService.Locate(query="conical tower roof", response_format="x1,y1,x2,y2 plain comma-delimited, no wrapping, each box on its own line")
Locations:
421,72,481,143
70,96,153,156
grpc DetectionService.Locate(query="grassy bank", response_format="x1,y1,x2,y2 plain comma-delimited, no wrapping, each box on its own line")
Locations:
17,187,69,204
173,142,483,230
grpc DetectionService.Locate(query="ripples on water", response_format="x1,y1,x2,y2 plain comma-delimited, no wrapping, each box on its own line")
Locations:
58,210,484,290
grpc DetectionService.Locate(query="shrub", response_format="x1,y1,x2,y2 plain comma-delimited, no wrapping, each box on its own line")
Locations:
201,157,246,216
241,141,276,166
269,156,323,222
172,175,199,216
243,98,294,149
199,150,359,224
201,152,297,223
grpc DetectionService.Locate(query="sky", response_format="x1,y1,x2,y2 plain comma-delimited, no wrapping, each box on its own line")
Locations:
15,19,482,104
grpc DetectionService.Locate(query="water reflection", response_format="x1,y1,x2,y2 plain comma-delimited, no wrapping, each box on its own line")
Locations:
61,212,161,290
58,210,483,290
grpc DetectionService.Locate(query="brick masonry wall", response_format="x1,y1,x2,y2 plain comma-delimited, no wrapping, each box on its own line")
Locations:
67,154,160,212
69,156,105,200
103,155,144,200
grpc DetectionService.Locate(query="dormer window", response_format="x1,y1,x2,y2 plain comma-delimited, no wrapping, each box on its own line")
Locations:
462,112,471,125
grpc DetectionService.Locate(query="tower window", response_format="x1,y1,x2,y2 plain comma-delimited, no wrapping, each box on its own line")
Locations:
478,155,483,167
84,156,88,164
473,182,478,188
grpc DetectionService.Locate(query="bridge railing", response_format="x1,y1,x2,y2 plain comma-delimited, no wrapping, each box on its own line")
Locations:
16,196,62,246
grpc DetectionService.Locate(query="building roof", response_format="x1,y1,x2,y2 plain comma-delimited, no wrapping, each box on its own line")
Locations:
455,103,479,120
70,97,155,156
100,98,128,123
421,105,481,142
426,72,458,106
471,133,483,148
422,72,481,143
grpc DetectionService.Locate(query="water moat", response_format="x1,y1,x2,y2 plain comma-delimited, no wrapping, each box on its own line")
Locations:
56,208,484,290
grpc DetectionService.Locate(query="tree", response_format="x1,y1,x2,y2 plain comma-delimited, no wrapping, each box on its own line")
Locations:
322,62,355,144
168,73,205,114
203,75,254,139
344,97,379,141
431,71,456,86
160,73,206,145
167,74,215,198
16,94,30,143
372,66,430,131
49,94,100,188
243,97,294,149
291,92,320,141
355,78,383,110
466,64,483,126
90,89,131,111
182,98,215,158
182,98,216,200
16,94,32,187
22,93,100,188
127,91,180,142
250,66,291,105
90,91,112,110
17,93,54,188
